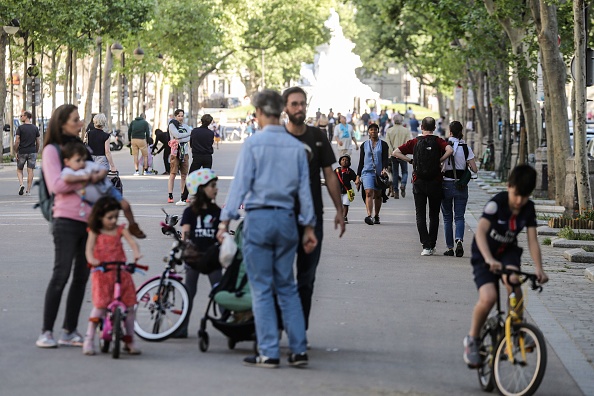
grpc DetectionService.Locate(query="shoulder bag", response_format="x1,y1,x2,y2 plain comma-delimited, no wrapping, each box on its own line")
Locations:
335,169,355,202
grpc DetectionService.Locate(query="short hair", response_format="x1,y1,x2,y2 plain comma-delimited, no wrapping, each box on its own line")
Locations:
422,117,436,132
449,121,463,139
88,197,122,233
201,114,213,126
282,87,307,105
93,113,107,129
393,114,403,124
62,141,88,160
174,109,184,116
508,165,537,196
252,90,284,118
368,123,380,131
22,111,32,120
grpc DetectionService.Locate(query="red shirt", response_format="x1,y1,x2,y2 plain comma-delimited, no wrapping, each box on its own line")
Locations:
398,135,449,183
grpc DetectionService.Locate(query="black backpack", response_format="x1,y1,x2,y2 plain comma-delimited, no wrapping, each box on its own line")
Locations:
413,135,442,180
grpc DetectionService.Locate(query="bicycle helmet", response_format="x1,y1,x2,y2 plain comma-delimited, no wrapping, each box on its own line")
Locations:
186,168,218,196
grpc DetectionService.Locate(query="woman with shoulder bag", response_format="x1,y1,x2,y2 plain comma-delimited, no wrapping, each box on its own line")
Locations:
441,121,478,257
174,168,223,338
87,113,116,172
355,123,390,225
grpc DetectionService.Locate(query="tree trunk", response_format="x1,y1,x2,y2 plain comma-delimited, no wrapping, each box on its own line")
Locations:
72,50,78,105
128,76,134,125
498,59,512,179
63,48,71,105
84,39,101,126
573,0,593,212
159,79,171,130
542,65,555,200
468,70,488,158
50,49,58,112
102,44,113,130
0,33,7,155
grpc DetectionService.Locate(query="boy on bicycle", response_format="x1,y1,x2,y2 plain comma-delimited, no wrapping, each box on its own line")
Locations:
463,164,548,368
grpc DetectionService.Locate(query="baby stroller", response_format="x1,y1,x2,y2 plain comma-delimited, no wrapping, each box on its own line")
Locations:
138,138,159,175
198,222,256,352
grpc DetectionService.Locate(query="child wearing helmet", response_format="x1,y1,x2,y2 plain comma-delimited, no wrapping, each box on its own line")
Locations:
334,154,357,224
174,168,223,338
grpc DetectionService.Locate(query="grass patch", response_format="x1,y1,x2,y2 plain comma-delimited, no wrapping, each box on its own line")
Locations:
558,226,594,241
537,214,552,221
383,103,440,119
542,237,552,246
583,246,594,253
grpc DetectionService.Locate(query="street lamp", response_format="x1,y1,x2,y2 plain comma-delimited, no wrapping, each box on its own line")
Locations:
111,43,124,128
3,18,19,35
111,42,123,57
133,46,144,61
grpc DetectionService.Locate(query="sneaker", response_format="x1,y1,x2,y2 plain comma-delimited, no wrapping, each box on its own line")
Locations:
36,331,57,348
167,197,174,203
133,171,140,176
421,248,434,256
82,337,95,355
242,355,280,368
18,185,24,195
364,216,374,225
463,335,481,368
400,187,406,198
394,190,399,199
455,240,464,257
374,215,380,224
25,191,31,196
344,217,348,224
162,171,169,175
444,249,454,256
175,200,187,206
288,352,309,367
142,169,149,176
58,330,84,347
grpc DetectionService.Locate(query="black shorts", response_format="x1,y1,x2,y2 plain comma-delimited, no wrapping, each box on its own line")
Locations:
471,245,523,289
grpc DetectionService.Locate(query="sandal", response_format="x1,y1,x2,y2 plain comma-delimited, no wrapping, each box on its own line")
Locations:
128,223,147,239
82,338,95,356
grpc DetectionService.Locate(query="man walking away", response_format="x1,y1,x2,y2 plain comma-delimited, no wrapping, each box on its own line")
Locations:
393,117,453,256
361,110,370,133
128,113,151,175
283,86,345,335
152,128,171,174
219,89,317,369
15,111,40,196
385,114,412,199
409,114,420,135
181,114,215,202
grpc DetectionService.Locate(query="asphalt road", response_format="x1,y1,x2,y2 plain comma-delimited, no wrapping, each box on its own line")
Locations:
0,139,582,395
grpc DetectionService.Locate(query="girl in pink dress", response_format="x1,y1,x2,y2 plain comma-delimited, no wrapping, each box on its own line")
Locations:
83,197,142,355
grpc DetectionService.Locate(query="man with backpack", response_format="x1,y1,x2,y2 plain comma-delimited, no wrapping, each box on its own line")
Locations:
393,117,453,256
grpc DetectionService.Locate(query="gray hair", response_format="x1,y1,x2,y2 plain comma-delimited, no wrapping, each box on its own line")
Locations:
393,113,403,124
93,113,107,129
252,90,284,118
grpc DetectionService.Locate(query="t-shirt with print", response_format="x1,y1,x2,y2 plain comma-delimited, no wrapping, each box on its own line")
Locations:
336,123,354,151
16,124,40,154
181,206,221,251
397,135,449,182
334,167,357,194
290,126,336,217
470,192,537,262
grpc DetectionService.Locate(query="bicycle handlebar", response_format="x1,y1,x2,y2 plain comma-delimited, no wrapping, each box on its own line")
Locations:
92,261,149,273
496,266,543,292
161,222,182,242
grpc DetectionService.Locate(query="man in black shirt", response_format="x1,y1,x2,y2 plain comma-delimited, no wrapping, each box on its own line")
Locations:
360,110,370,133
283,87,345,333
14,111,40,196
181,114,215,202
152,128,171,174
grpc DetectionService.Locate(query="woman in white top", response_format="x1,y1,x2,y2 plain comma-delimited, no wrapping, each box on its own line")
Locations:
441,121,478,257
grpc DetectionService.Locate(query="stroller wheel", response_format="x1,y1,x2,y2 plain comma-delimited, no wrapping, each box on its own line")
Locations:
198,332,209,352
227,338,236,350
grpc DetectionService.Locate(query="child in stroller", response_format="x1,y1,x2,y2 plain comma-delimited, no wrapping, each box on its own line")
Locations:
198,221,256,352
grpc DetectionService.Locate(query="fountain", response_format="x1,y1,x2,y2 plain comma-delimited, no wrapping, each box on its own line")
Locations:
299,9,379,117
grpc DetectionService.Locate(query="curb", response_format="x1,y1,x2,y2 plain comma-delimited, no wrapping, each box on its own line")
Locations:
586,266,594,282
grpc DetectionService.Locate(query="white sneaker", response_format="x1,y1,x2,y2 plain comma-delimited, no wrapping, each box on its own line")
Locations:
133,171,140,176
36,331,58,348
175,200,187,206
421,248,433,256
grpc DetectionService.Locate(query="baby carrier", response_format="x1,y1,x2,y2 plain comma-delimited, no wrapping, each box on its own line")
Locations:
198,222,255,352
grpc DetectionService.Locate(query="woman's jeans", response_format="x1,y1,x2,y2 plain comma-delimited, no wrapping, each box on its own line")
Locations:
243,208,306,359
441,180,469,249
43,218,89,333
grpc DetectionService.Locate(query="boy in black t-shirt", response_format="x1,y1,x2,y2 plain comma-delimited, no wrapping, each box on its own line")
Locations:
334,154,357,223
463,165,548,368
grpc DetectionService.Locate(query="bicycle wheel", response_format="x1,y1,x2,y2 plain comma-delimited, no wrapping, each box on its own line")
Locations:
98,319,110,353
477,317,499,392
112,308,122,359
493,322,547,396
135,278,189,341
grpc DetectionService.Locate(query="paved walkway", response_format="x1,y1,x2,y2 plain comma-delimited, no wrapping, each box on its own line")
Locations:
466,174,594,396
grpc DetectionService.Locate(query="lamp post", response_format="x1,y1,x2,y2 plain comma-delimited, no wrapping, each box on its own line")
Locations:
133,45,144,117
4,19,20,157
111,42,123,129
98,37,102,112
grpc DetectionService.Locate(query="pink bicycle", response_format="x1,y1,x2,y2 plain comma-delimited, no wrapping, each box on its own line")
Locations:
93,261,148,359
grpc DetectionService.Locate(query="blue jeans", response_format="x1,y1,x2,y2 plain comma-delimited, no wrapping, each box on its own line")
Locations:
441,180,469,249
243,208,307,359
391,157,408,190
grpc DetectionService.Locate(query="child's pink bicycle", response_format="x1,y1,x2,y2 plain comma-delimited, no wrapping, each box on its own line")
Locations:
92,261,149,359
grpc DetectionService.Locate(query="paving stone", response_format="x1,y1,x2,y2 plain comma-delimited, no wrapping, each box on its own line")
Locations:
564,248,594,264
586,267,594,282
552,238,594,249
